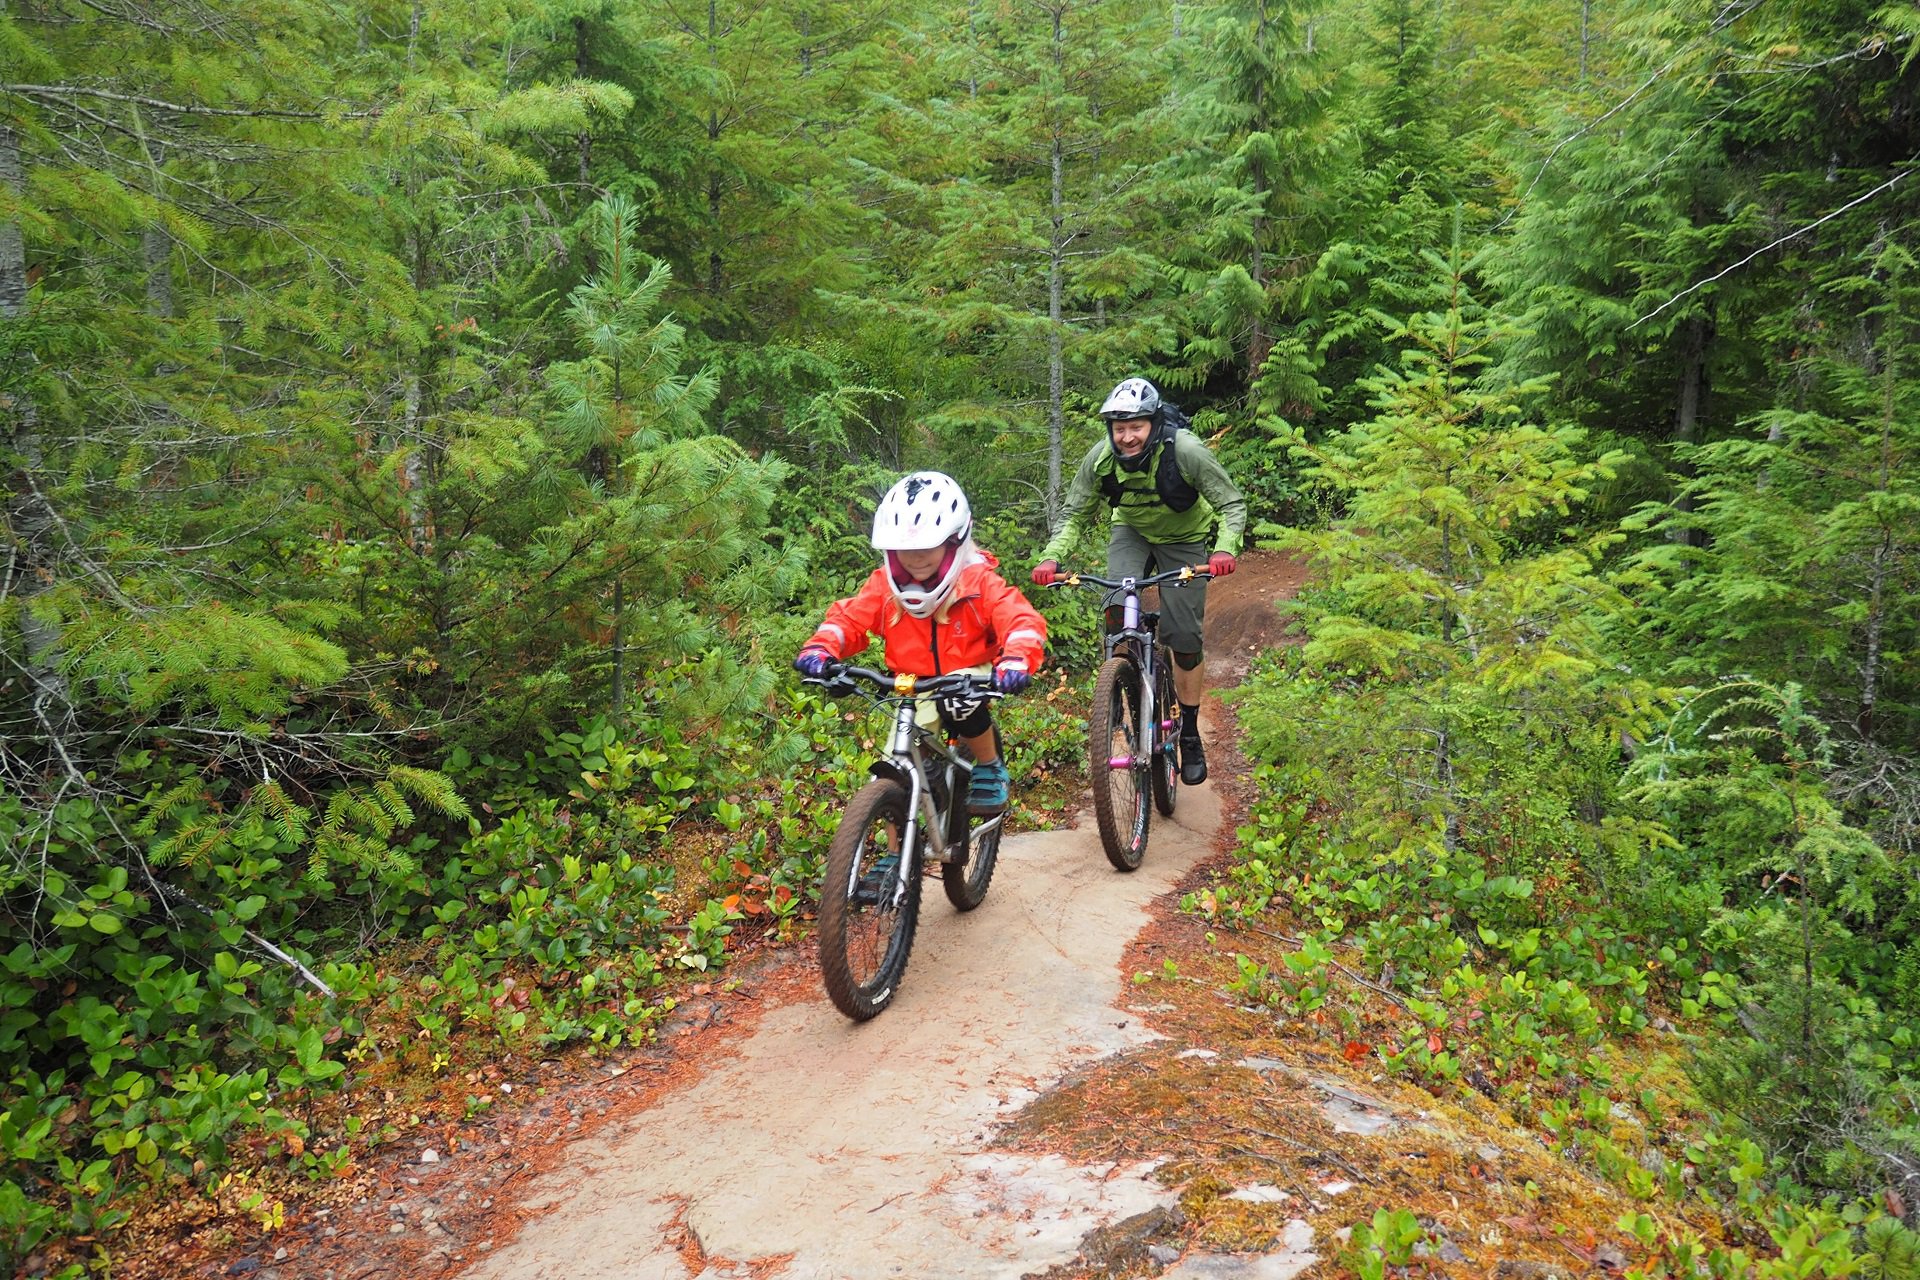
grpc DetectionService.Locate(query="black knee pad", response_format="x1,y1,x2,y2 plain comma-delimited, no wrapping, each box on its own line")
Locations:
1172,649,1203,671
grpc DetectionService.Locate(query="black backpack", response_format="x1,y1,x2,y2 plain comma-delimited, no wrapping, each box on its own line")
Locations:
1099,402,1200,513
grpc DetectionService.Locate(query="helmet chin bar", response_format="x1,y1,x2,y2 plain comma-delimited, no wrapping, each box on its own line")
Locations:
886,542,958,590
884,536,972,618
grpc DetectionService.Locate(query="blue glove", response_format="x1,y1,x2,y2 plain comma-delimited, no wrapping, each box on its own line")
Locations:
992,659,1031,695
794,648,833,678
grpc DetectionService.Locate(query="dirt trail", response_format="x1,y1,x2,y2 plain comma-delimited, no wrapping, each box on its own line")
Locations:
451,553,1304,1280
462,792,1224,1280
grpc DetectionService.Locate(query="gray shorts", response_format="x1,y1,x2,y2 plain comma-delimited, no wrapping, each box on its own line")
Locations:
1106,524,1209,654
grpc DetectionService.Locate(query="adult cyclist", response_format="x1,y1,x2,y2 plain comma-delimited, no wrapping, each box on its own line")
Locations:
1031,377,1247,785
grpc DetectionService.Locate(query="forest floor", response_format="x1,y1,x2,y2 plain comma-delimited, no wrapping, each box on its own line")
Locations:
154,550,1676,1280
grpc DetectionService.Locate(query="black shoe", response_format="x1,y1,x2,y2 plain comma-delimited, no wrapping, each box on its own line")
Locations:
1179,733,1208,786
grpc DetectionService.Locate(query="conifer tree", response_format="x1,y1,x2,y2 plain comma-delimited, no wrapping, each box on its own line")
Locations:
849,0,1171,522
1162,0,1341,419
1626,238,1920,849
1272,231,1630,851
523,193,803,727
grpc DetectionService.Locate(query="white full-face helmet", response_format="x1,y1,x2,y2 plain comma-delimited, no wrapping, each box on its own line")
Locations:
871,471,975,619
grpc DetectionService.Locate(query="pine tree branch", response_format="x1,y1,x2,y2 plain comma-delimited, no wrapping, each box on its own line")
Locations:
1631,164,1917,329
3,82,381,120
1492,0,1770,232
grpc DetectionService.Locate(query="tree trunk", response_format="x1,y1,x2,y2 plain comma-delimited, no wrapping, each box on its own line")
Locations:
404,218,436,555
968,0,979,97
1045,6,1066,526
0,102,70,723
706,0,724,298
1247,0,1271,390
1047,129,1065,528
142,136,174,320
1579,0,1591,83
1858,364,1896,742
1669,311,1711,550
575,17,593,186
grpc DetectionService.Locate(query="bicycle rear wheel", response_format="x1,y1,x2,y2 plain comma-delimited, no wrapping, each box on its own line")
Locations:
818,779,922,1020
943,817,1001,911
1150,650,1179,817
1089,655,1150,871
943,746,1002,912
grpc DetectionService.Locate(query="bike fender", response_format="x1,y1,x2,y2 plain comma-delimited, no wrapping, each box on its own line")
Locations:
868,759,914,789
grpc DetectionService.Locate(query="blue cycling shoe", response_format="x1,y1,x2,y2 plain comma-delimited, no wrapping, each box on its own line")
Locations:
967,760,1010,815
852,852,901,906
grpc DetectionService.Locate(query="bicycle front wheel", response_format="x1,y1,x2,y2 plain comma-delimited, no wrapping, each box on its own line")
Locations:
1151,651,1179,817
818,779,922,1020
1089,656,1150,871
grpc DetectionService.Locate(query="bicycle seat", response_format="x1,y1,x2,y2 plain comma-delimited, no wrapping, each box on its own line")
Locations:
1140,610,1160,630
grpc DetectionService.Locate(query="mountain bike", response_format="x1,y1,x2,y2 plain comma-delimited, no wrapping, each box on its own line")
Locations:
800,664,1011,1021
1046,566,1211,872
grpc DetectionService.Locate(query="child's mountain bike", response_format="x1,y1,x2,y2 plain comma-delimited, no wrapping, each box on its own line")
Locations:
800,664,1011,1021
1046,566,1212,871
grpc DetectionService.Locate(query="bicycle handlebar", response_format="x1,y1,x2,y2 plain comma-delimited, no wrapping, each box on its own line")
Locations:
1044,565,1213,593
801,663,1003,701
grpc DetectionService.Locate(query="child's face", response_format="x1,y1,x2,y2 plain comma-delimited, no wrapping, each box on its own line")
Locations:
896,544,947,582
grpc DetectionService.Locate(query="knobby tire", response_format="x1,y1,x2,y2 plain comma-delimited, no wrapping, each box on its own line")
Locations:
1089,656,1150,871
818,779,921,1020
942,818,1000,911
942,743,1002,911
1151,650,1179,817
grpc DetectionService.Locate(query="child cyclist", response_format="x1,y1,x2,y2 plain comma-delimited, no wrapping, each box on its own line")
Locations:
793,471,1047,815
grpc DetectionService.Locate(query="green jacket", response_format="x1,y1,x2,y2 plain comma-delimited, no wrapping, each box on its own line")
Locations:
1038,429,1248,563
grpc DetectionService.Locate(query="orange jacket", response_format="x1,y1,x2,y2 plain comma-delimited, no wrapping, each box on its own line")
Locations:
805,551,1047,677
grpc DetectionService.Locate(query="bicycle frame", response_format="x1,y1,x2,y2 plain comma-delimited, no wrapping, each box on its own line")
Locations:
1099,583,1168,777
1058,566,1209,776
811,668,1007,907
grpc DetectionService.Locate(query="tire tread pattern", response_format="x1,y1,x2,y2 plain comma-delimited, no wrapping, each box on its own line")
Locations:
818,780,920,1020
1089,656,1150,872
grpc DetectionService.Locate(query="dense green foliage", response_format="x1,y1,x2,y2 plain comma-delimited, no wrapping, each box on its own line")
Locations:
3,0,1917,1272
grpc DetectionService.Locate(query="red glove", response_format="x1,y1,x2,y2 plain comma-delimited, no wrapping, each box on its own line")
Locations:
1207,552,1237,577
1031,560,1061,586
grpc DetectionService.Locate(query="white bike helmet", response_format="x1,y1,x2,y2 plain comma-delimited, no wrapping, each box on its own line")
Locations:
1099,376,1162,421
871,471,976,619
